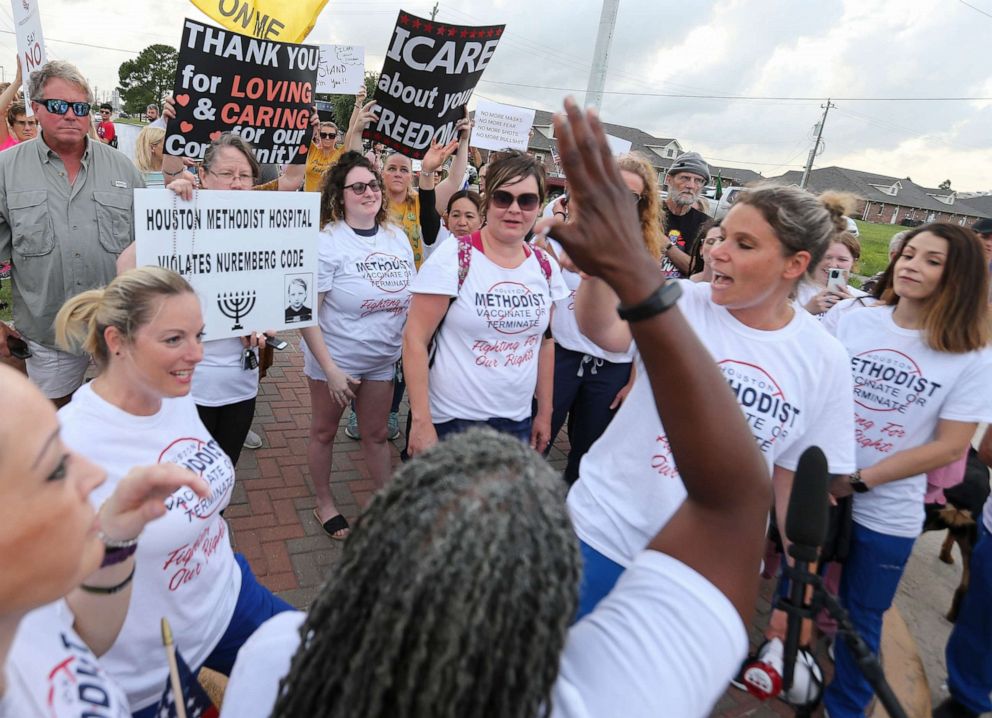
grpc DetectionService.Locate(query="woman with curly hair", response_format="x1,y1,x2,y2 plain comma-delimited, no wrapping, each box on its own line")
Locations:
543,152,661,483
302,151,415,539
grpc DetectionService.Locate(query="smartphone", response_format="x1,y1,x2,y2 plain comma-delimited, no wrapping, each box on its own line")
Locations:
6,335,32,359
264,333,288,351
827,267,848,291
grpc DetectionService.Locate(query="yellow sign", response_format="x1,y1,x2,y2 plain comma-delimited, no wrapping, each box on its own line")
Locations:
189,0,328,43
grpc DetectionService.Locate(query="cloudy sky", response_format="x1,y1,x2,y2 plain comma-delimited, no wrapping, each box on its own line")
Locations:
7,0,991,191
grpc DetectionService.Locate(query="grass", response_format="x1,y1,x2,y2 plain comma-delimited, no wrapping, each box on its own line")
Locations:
854,220,904,278
0,275,11,323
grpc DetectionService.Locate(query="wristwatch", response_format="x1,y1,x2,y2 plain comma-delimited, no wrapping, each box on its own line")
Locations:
616,280,682,322
849,469,870,493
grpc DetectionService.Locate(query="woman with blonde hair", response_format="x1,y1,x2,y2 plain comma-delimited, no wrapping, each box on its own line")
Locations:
543,152,661,483
54,266,291,718
133,125,165,185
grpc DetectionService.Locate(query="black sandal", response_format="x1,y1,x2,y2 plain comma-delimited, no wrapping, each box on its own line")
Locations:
313,508,350,540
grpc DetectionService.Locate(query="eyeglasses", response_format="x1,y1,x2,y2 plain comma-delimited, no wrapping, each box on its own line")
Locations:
208,169,255,185
344,180,382,195
37,99,92,117
319,132,337,139
490,190,540,212
12,120,38,128
631,191,643,204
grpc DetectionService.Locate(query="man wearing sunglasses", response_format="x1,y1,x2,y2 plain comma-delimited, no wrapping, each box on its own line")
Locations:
96,102,117,147
973,217,992,276
0,60,144,406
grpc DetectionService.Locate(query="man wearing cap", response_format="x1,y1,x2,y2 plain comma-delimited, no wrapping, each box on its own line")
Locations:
661,151,710,278
972,218,992,274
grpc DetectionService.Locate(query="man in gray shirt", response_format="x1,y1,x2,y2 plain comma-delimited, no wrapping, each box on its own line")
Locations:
0,60,144,405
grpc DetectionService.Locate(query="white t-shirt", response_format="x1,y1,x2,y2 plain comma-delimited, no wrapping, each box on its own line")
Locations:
1,601,131,718
191,338,259,407
547,238,633,363
983,492,992,534
820,295,879,335
568,280,857,566
301,222,415,377
411,235,569,423
59,384,242,711
220,550,745,718
833,306,992,538
796,280,868,319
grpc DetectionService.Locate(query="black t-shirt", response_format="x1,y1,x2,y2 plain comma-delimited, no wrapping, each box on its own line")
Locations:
663,205,709,253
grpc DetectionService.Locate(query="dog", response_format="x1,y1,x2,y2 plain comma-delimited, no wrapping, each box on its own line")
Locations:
922,447,991,622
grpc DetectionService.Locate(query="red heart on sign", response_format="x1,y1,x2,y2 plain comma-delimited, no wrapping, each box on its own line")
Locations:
209,131,221,141
175,94,190,107
298,144,308,155
180,121,194,133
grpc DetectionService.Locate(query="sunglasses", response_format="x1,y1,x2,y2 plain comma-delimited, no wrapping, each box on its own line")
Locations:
490,190,540,212
344,180,382,195
319,131,337,139
38,99,92,117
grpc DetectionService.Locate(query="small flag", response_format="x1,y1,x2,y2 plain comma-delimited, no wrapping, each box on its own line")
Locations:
156,618,218,718
189,0,329,43
715,171,723,200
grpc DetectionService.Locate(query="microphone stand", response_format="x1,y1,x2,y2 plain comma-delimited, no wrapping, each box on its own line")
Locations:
775,563,908,718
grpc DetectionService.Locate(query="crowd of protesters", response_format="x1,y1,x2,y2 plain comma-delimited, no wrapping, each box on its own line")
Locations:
1,58,992,718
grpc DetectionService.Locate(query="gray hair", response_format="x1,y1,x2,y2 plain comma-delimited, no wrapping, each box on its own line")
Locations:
202,132,260,180
889,230,910,257
28,61,93,104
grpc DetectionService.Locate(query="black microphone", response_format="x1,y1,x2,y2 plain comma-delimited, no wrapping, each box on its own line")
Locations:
781,445,829,693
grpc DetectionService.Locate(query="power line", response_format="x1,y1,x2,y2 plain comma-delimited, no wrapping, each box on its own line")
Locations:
0,29,141,54
477,79,992,102
956,0,992,19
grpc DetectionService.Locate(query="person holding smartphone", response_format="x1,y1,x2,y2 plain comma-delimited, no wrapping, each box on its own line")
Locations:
796,218,868,317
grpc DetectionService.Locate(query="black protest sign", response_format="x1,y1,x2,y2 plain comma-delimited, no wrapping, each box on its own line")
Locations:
365,10,504,159
166,18,319,165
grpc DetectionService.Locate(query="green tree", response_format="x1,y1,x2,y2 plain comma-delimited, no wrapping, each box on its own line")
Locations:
117,44,178,116
938,179,952,191
315,71,380,128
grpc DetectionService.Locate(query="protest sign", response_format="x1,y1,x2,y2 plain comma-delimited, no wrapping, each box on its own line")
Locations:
134,189,319,340
10,0,48,115
365,10,504,159
470,99,534,152
166,18,318,165
189,0,328,43
316,44,365,94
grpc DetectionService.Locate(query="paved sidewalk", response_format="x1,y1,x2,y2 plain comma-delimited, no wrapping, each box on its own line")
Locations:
229,338,938,718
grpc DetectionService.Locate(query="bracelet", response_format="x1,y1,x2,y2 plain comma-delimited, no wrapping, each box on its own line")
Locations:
553,211,567,219
80,565,136,595
616,280,682,322
99,531,139,549
163,168,185,177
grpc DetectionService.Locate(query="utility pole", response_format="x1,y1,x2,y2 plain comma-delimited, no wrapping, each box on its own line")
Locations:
584,0,620,110
430,2,439,21
800,99,835,189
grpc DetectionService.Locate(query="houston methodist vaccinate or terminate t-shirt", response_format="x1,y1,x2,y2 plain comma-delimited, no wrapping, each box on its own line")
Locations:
832,305,992,538
219,551,746,718
568,280,857,567
1,600,131,718
58,384,241,711
547,237,633,364
302,221,415,379
410,234,568,423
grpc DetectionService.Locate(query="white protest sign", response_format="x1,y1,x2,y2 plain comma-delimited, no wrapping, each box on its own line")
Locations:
10,0,48,115
470,98,535,152
316,44,365,94
134,189,320,340
605,134,632,156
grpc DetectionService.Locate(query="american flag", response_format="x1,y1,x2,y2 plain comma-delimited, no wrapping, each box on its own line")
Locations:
155,647,218,718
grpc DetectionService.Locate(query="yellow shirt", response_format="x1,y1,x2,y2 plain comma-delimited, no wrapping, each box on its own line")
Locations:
389,193,424,268
305,143,345,193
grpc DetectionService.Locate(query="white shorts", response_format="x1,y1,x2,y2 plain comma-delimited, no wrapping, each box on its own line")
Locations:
303,350,396,383
25,339,90,399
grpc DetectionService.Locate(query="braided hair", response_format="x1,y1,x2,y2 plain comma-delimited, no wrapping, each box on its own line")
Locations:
271,429,581,718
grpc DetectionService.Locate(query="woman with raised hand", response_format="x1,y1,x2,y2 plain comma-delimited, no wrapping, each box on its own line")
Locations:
302,151,415,539
543,152,661,484
53,266,292,718
822,223,992,718
565,183,858,622
0,365,208,717
403,150,568,457
217,97,772,718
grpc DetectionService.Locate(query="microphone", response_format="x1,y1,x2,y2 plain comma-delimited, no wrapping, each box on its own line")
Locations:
781,446,829,694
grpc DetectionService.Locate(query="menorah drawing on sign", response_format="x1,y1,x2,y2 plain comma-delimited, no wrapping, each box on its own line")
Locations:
218,290,257,331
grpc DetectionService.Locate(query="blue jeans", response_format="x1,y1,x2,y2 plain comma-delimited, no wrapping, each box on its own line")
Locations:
131,553,292,718
548,345,631,484
434,416,532,444
574,539,626,622
823,523,915,718
946,521,992,714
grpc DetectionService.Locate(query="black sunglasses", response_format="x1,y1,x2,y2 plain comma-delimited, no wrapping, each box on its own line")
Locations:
343,180,382,195
319,131,337,139
38,98,92,117
490,190,540,212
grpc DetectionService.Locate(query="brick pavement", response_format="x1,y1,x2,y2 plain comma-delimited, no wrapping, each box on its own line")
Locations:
227,337,821,717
